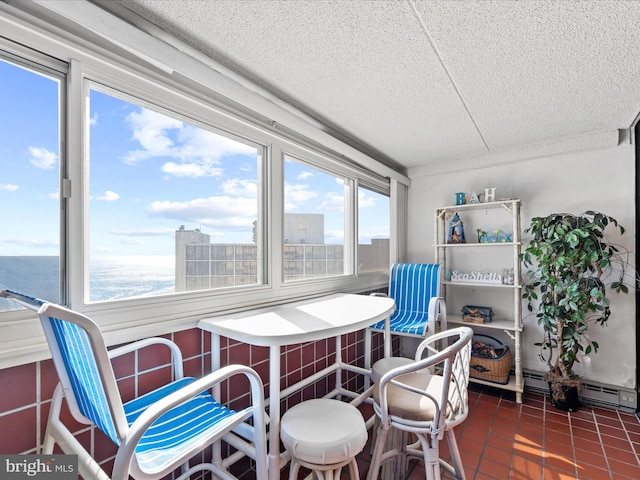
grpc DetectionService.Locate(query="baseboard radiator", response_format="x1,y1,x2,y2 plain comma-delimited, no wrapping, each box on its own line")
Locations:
522,370,638,412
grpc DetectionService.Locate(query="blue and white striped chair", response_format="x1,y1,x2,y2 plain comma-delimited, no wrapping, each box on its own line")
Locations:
364,263,447,375
0,289,267,480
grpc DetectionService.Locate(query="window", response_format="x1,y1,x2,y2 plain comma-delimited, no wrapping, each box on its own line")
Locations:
283,155,350,281
0,6,402,366
0,54,65,309
87,86,262,302
358,185,390,274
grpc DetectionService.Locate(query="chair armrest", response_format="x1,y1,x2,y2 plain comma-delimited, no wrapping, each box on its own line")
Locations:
375,349,447,427
117,364,266,471
427,296,447,335
108,337,184,379
376,327,472,427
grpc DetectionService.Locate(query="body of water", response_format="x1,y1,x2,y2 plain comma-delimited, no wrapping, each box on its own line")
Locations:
90,256,175,302
0,256,175,305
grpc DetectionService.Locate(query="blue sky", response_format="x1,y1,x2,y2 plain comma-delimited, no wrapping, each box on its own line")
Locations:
1,59,60,256
1,58,389,257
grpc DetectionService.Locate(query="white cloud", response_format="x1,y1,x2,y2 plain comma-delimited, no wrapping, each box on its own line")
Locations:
123,108,256,179
284,182,318,211
0,184,19,191
325,230,344,243
28,146,57,169
2,238,59,248
147,196,256,229
123,109,182,164
120,238,145,246
317,192,345,212
359,227,390,243
162,161,223,177
358,189,376,208
47,191,59,200
89,113,99,126
284,183,318,202
95,191,120,201
297,171,314,180
110,228,174,236
221,178,257,197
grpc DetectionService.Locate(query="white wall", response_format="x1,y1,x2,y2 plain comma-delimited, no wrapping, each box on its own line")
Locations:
406,145,637,390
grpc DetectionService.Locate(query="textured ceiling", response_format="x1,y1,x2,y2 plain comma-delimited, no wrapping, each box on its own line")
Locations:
94,0,640,175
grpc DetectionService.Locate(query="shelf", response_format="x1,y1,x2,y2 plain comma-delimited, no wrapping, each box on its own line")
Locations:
436,199,520,212
435,242,521,248
448,316,522,332
436,198,523,403
443,280,521,289
469,374,524,394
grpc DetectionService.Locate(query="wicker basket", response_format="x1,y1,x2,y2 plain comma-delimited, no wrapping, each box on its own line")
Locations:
469,334,512,385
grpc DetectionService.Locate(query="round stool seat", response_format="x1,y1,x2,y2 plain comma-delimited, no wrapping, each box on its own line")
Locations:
371,356,414,383
281,398,367,466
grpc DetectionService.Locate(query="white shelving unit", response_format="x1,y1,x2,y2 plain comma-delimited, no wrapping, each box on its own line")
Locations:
434,199,524,403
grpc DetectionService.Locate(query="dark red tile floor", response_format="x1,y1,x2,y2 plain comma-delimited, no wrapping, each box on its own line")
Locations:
290,384,640,479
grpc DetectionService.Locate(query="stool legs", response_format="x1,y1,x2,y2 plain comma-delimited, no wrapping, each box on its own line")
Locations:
289,457,359,480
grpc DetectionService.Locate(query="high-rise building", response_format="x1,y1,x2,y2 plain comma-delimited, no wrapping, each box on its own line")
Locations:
175,214,388,290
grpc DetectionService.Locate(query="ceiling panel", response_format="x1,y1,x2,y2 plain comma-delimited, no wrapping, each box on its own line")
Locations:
415,0,640,152
102,0,640,173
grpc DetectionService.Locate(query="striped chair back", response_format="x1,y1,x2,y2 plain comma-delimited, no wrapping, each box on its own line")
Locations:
388,263,441,335
390,263,441,313
47,314,120,443
2,290,124,444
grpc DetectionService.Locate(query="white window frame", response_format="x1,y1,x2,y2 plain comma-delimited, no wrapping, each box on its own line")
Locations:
0,2,407,369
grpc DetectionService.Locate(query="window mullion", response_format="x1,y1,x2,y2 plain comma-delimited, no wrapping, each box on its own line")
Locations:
270,143,284,288
66,59,85,307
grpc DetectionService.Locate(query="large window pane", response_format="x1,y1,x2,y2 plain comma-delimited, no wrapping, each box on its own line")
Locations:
88,87,261,302
283,156,347,281
358,186,390,274
0,57,62,309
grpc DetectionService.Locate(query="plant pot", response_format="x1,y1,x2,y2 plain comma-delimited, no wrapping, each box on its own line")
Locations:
546,372,581,412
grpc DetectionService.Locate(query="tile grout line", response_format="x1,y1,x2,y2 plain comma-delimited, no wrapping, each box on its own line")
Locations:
541,395,547,480
617,410,640,468
505,392,523,480
567,411,580,480
478,389,502,480
586,407,614,480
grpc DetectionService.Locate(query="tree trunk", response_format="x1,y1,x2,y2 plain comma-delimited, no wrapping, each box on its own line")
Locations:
545,371,580,411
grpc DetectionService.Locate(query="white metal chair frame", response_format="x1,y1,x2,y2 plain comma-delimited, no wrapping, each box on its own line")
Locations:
367,326,473,480
1,289,268,480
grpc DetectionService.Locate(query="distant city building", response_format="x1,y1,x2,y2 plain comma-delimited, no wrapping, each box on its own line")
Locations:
284,213,324,244
357,237,390,273
175,225,258,292
175,215,389,291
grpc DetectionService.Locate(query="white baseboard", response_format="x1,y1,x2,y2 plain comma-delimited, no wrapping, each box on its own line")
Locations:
522,369,637,412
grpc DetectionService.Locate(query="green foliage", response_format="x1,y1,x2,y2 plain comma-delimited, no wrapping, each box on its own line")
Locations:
521,211,630,380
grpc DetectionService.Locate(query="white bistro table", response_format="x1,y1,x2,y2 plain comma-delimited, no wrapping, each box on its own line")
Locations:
197,293,396,479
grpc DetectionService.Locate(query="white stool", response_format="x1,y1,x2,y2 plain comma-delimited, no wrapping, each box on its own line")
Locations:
280,398,368,480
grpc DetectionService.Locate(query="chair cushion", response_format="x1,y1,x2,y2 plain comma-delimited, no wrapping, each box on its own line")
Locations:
371,356,414,383
369,309,429,336
373,373,447,422
124,377,243,475
280,399,367,466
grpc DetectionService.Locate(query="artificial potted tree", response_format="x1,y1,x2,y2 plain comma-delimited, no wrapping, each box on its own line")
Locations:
521,211,632,411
